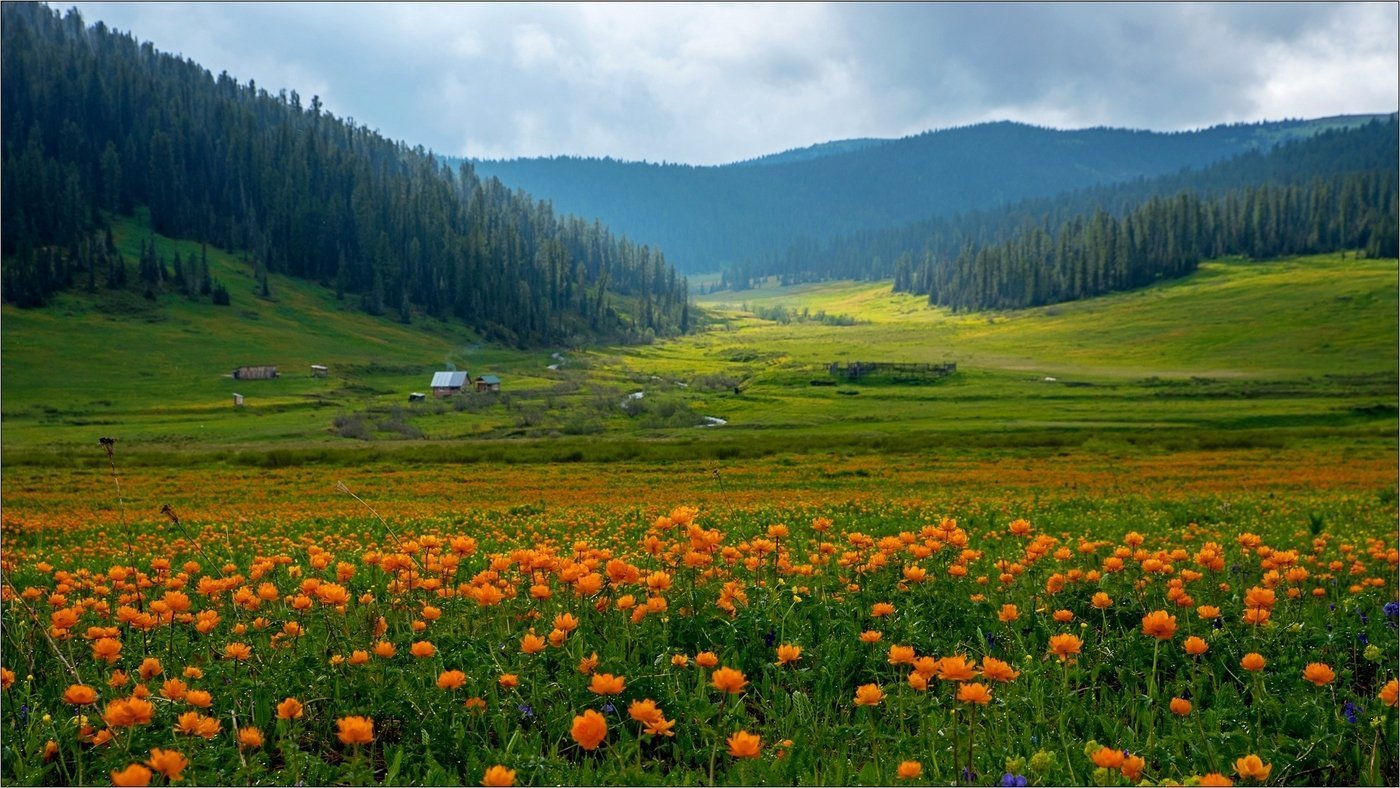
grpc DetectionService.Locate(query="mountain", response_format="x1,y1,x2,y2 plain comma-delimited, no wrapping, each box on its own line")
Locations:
469,115,1391,273
728,116,1399,291
0,3,689,346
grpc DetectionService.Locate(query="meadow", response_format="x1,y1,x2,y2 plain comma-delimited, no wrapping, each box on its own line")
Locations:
0,216,1395,463
1,221,1397,785
0,452,1396,786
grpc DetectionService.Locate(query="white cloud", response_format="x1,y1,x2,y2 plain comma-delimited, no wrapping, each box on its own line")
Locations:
67,2,1397,164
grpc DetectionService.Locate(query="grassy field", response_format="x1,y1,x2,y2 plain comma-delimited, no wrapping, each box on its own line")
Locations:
2,214,1395,465
2,221,1397,786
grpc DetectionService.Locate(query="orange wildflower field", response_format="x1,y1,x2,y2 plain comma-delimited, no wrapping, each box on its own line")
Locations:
0,447,1396,786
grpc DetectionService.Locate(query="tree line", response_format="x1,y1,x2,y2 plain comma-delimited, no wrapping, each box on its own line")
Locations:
0,3,689,345
720,117,1397,310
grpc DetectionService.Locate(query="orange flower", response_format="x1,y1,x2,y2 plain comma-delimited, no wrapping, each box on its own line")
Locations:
1141,610,1177,640
103,697,155,728
520,632,546,654
498,674,519,689
589,673,625,695
907,671,929,691
628,699,664,724
160,679,188,701
1052,609,1074,624
670,654,689,668
410,641,436,658
1234,754,1272,781
853,683,885,707
570,709,607,750
1302,662,1335,686
887,645,916,665
1240,653,1266,672
998,604,1020,622
146,748,188,782
276,697,304,720
577,652,600,675
1199,773,1235,787
775,644,802,665
727,730,761,758
1121,754,1146,781
223,642,252,661
175,711,221,738
694,651,719,668
956,682,992,705
1170,697,1192,716
481,765,517,787
871,602,895,617
0,668,13,689
643,716,676,737
437,670,467,690
336,715,374,746
137,658,162,681
1197,605,1221,620
1243,586,1276,610
185,689,212,708
937,655,978,681
349,650,371,665
373,641,396,659
1091,592,1113,609
110,764,152,787
712,667,748,694
237,726,264,749
63,684,98,705
92,637,123,664
1379,678,1399,707
1183,636,1208,656
1091,746,1125,769
859,630,883,643
897,761,923,780
981,656,1020,683
1048,633,1082,660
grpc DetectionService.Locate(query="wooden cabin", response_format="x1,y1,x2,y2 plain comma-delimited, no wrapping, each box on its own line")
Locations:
430,371,469,398
310,364,328,378
475,374,501,393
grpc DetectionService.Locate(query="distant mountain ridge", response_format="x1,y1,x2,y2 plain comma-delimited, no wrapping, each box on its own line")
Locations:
467,114,1392,273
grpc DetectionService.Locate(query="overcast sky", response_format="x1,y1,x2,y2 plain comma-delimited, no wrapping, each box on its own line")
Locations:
68,2,1397,165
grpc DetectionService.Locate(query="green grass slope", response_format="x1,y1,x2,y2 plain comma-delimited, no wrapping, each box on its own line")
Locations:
3,229,1395,462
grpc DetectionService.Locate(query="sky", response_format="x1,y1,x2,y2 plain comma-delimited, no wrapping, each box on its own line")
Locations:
68,2,1398,166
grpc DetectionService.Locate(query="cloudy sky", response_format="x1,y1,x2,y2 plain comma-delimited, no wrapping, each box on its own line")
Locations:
69,2,1397,165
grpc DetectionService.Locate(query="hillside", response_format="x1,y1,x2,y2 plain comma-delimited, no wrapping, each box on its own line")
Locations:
0,3,688,345
470,114,1390,272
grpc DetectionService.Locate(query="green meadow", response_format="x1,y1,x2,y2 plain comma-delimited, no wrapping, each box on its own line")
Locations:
1,215,1395,465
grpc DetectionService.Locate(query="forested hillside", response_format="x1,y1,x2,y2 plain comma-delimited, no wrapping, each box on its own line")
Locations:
723,117,1399,298
0,3,689,345
471,115,1388,272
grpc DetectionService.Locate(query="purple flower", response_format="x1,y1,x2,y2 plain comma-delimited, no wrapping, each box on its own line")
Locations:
1000,773,1027,787
1343,701,1359,724
517,704,534,720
